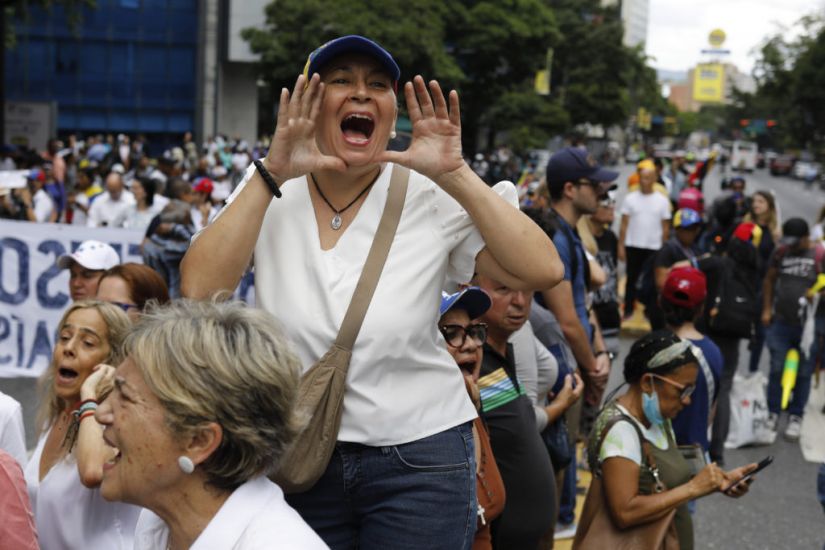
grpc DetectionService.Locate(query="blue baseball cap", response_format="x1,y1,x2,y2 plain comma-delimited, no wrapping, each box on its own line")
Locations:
546,147,619,191
439,287,491,320
673,208,702,228
303,35,400,91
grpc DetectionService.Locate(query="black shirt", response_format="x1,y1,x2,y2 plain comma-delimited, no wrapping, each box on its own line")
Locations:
479,343,555,549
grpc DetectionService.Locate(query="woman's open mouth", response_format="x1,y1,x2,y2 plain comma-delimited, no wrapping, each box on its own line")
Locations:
340,113,375,146
56,367,79,386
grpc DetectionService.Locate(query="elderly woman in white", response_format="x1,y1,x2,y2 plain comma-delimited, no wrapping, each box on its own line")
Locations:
95,300,327,550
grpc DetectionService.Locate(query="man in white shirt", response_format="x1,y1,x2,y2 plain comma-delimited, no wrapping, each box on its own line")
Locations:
618,164,672,319
87,171,135,227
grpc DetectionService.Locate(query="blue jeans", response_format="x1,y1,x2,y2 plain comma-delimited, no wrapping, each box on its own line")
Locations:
558,461,577,525
766,320,817,416
285,422,476,550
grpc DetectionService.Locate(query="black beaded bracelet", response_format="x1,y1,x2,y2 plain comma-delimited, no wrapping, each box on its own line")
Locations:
253,159,282,198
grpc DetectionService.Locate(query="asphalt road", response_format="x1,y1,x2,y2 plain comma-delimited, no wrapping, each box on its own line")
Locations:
2,158,824,548
605,160,825,549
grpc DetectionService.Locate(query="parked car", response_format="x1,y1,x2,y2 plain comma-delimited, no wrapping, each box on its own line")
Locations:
770,154,795,176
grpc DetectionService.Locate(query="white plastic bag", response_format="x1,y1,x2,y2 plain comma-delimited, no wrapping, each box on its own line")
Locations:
800,374,825,463
724,372,777,449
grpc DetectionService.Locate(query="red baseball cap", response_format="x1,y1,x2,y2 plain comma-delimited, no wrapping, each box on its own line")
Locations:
192,178,214,195
662,266,707,308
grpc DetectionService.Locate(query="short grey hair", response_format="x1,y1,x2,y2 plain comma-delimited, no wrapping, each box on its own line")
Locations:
126,299,302,491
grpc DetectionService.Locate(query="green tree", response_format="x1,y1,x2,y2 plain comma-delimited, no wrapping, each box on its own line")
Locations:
243,0,560,154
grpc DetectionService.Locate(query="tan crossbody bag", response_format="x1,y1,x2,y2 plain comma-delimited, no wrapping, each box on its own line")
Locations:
272,165,409,494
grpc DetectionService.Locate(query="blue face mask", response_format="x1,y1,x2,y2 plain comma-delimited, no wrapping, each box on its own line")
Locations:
642,379,665,426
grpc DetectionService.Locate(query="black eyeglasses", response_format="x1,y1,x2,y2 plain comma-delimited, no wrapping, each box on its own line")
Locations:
575,178,600,190
439,323,488,348
108,301,138,312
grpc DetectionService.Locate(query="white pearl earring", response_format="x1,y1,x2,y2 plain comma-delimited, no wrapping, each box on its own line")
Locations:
389,130,397,139
178,456,195,474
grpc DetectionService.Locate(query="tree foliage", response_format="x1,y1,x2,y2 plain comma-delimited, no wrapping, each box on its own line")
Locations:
740,15,825,152
3,0,95,47
243,0,664,153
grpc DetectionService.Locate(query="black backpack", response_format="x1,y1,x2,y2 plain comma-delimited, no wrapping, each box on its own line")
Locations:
706,257,758,338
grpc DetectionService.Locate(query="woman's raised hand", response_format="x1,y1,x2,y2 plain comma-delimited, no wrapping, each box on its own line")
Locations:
378,76,465,181
263,73,346,182
80,364,116,402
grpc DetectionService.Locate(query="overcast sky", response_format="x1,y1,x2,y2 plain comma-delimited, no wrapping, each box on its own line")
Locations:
645,0,824,74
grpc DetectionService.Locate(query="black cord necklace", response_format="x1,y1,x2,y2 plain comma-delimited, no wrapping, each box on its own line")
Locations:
310,169,381,230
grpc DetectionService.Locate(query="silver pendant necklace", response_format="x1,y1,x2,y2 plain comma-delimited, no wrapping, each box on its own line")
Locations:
311,170,380,230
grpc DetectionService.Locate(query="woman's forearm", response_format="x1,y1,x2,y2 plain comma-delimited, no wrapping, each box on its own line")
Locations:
435,163,562,290
608,480,697,529
75,417,109,488
181,168,275,299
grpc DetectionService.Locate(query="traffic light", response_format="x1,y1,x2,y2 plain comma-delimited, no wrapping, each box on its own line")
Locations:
767,119,777,128
740,119,750,127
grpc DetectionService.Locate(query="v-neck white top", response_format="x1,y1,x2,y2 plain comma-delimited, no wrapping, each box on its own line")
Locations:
24,428,142,550
133,476,328,550
225,162,518,445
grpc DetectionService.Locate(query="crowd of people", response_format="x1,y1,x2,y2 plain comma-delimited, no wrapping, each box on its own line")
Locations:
0,33,822,550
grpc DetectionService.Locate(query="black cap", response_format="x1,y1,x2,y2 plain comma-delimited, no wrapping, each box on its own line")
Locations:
546,147,619,194
780,217,809,246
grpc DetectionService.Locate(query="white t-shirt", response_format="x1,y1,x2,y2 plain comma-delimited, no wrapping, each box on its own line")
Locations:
133,476,327,550
32,188,54,223
598,404,672,466
619,191,672,250
0,392,27,468
511,322,559,431
87,190,136,228
225,162,517,445
24,428,142,549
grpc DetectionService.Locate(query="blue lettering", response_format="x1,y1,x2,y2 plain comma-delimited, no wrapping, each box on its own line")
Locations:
0,238,29,304
37,240,70,309
0,316,10,365
26,321,53,370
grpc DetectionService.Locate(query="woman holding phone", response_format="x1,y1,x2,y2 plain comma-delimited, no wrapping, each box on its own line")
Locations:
577,331,758,550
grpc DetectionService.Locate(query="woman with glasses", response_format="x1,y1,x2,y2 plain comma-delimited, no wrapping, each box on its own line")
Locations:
96,263,170,322
438,287,505,550
578,330,757,550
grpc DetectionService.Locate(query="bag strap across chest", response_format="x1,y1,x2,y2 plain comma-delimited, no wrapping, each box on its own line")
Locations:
335,164,410,350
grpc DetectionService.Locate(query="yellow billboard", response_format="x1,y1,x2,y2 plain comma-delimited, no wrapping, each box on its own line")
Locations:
693,63,725,103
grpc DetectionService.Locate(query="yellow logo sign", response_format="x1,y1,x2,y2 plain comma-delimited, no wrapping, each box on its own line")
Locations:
709,29,726,47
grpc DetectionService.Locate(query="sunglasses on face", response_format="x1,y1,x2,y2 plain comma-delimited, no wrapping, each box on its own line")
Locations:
650,373,695,401
439,323,488,348
575,178,600,190
598,198,616,207
109,301,138,312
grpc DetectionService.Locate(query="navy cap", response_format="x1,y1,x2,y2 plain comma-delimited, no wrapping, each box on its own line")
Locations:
439,287,492,320
303,35,400,89
546,147,619,191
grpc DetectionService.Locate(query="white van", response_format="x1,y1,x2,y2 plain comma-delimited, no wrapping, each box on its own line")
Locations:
731,140,758,172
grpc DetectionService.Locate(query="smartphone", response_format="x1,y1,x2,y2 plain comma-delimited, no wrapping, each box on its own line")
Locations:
724,455,773,492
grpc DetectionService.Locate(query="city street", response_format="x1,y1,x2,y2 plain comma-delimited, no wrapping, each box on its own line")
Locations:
605,160,825,549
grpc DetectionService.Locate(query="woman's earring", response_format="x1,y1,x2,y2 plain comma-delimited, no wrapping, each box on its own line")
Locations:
178,456,195,474
389,130,397,139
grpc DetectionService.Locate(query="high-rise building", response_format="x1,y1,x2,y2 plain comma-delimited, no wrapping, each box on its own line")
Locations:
602,0,650,48
4,0,269,148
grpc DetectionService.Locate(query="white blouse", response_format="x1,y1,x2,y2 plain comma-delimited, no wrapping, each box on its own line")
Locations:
226,162,518,445
133,476,328,550
24,428,142,550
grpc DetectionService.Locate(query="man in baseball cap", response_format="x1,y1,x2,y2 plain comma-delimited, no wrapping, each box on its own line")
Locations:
660,266,722,458
57,240,121,301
